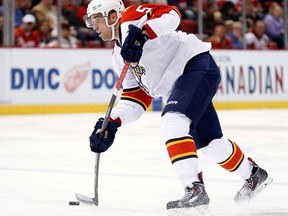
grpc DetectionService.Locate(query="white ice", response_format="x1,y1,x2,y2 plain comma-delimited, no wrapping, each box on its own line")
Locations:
0,109,288,216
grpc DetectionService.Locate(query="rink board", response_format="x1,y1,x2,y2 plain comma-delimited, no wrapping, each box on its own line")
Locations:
0,48,288,114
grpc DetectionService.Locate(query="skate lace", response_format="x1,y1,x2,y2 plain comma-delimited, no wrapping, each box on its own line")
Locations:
239,179,253,196
183,186,196,201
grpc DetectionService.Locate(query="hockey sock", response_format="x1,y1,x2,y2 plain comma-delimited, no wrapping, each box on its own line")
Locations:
166,136,200,186
218,140,244,172
160,112,200,187
202,137,253,180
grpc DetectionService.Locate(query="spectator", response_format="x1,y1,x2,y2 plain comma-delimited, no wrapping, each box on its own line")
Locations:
76,0,92,27
167,0,194,20
244,20,270,49
62,0,77,10
216,0,240,7
31,0,58,37
252,0,265,20
226,21,243,49
61,0,80,36
203,5,224,38
245,17,255,33
49,23,78,48
263,3,284,49
76,0,103,47
37,19,54,47
0,14,3,46
207,24,233,49
124,0,141,5
219,1,239,21
71,0,82,6
15,14,40,47
31,0,40,7
0,0,3,16
259,0,284,14
62,0,93,47
15,0,33,27
244,1,264,22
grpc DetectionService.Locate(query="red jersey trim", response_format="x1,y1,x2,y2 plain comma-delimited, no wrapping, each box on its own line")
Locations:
121,87,152,110
120,4,180,39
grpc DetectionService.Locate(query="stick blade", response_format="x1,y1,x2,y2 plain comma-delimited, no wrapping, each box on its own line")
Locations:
75,193,98,206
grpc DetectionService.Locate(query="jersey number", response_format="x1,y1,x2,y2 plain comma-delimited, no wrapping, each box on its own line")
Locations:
136,5,152,14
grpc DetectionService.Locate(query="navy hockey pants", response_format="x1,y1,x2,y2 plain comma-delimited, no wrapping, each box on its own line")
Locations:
163,51,223,149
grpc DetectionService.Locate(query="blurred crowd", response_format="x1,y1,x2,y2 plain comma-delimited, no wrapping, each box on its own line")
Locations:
0,0,286,49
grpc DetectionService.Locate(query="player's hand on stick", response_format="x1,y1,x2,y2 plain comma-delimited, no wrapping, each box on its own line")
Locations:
89,118,121,153
121,24,149,64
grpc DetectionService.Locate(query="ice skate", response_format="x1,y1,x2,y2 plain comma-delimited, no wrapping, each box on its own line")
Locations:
167,173,210,216
234,158,273,205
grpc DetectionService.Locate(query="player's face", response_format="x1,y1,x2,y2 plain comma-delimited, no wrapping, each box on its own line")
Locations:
91,13,112,41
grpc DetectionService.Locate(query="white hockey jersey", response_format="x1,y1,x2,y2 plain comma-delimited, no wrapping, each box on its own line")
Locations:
110,4,211,124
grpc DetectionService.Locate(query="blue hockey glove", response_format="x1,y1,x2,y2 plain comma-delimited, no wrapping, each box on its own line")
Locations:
89,118,121,153
121,24,149,63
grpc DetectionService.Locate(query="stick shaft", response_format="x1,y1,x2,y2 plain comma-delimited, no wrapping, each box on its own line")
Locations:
94,62,130,205
93,152,100,205
100,62,130,131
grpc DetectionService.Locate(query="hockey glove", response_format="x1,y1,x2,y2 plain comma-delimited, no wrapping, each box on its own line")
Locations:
89,118,121,153
121,24,149,63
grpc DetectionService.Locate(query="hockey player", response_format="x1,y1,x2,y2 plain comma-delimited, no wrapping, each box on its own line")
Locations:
87,0,273,213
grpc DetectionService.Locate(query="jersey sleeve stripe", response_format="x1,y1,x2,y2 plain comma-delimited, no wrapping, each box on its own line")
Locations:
123,86,142,93
121,87,152,110
143,5,180,39
120,97,147,110
172,8,181,18
143,24,157,39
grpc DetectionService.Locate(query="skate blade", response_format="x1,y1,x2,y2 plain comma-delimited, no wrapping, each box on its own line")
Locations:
255,176,273,195
168,205,211,216
236,176,273,205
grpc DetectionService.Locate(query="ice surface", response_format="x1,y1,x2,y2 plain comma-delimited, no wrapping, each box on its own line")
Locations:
0,109,288,216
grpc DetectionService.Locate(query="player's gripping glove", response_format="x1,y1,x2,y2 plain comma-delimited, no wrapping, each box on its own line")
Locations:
89,118,121,153
121,24,149,63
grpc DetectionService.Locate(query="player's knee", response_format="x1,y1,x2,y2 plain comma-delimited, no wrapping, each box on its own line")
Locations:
160,112,191,141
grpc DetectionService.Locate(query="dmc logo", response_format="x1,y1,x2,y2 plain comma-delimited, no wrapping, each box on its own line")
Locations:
11,68,60,89
10,64,116,91
63,62,89,93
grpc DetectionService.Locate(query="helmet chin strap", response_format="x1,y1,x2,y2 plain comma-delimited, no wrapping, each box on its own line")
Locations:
111,25,116,40
104,16,120,41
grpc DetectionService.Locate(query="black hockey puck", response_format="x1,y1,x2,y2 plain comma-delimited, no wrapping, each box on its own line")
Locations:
69,201,80,206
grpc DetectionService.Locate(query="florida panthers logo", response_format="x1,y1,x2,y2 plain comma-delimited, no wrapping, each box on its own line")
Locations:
129,65,149,94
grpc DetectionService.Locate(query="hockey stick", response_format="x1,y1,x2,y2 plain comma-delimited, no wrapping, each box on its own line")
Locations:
75,62,130,206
